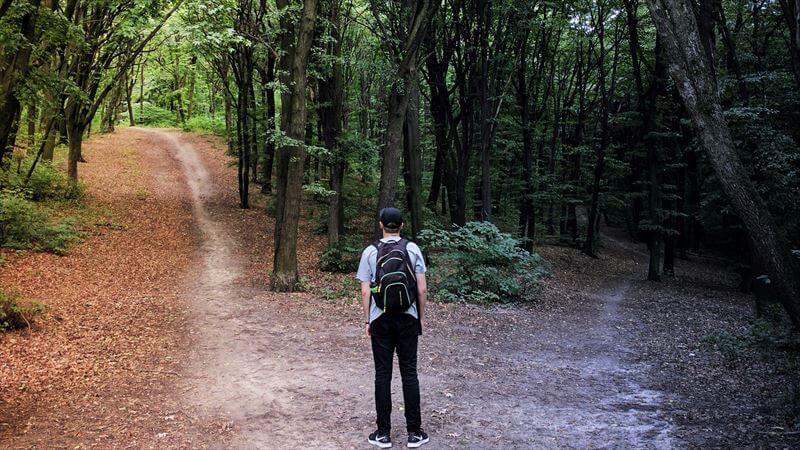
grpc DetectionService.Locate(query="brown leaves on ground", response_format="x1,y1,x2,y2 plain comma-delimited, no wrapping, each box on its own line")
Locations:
0,129,194,447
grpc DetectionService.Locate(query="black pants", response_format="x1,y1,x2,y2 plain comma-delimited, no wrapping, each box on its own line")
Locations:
370,313,421,433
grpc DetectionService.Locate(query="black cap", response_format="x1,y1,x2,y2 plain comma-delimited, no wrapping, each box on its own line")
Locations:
379,207,403,229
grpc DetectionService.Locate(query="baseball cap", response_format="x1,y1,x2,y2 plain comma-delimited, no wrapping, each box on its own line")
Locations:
379,207,403,229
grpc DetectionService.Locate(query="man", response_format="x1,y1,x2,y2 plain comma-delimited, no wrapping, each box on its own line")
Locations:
357,207,429,448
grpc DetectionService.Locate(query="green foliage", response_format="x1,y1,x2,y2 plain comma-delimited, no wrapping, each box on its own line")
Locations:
183,115,227,136
0,190,80,254
303,182,336,200
340,131,379,183
0,159,83,202
320,235,363,273
135,103,177,127
701,319,800,367
701,329,749,366
0,290,46,331
419,222,550,304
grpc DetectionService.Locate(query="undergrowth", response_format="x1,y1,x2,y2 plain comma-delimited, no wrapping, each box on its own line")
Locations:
0,289,46,331
0,158,83,254
419,221,550,303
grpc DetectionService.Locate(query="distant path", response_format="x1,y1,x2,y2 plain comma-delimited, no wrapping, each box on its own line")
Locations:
138,128,677,448
138,128,284,447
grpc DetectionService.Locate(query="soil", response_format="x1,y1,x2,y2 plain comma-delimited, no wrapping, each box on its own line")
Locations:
1,128,798,449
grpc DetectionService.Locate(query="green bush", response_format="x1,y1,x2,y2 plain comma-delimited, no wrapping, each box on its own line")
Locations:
0,190,80,254
320,235,364,273
183,115,227,136
419,221,550,303
0,290,46,331
0,159,83,202
135,103,176,127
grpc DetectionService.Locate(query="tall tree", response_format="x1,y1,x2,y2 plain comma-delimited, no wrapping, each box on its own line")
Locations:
271,0,318,291
0,0,42,163
646,0,800,326
62,0,183,180
371,0,439,237
318,0,346,244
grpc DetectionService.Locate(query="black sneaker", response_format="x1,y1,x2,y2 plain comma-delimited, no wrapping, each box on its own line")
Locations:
407,429,429,448
368,430,392,448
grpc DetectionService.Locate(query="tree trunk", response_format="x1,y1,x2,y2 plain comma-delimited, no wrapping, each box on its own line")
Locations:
374,0,440,236
376,81,411,234
517,34,535,251
646,135,662,281
261,53,276,193
187,56,197,119
647,0,800,327
403,80,423,238
271,0,318,292
423,29,452,216
0,0,42,163
319,0,345,245
27,102,36,147
67,124,84,180
125,69,136,126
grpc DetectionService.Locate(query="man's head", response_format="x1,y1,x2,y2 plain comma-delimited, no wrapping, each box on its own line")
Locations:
379,207,404,235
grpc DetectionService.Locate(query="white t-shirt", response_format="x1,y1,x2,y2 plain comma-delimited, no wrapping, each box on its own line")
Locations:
356,236,426,323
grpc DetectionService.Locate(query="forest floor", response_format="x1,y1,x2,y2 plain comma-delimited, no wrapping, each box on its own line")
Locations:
1,128,798,449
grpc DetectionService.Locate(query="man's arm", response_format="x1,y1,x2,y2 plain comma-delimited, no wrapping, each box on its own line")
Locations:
415,273,427,322
361,281,372,336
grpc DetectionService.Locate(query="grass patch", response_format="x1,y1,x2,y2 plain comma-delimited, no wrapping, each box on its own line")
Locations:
0,189,81,254
0,289,47,331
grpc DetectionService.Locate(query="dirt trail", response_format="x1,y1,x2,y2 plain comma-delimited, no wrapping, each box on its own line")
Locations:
136,128,678,449
139,129,279,444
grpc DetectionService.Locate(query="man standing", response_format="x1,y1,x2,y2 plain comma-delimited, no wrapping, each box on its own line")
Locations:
357,207,429,448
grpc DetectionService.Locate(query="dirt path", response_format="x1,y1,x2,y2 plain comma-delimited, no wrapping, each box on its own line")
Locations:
8,128,798,448
135,128,678,449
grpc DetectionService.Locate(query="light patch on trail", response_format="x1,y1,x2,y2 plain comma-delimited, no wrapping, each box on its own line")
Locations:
139,129,290,448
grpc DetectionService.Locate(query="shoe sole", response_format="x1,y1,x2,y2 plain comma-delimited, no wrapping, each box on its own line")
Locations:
368,438,392,448
407,437,429,448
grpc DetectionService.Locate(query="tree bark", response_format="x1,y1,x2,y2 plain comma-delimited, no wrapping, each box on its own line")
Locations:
647,0,800,326
125,69,136,126
271,0,318,292
0,0,42,163
374,0,440,237
318,0,345,244
403,80,423,238
261,53,276,193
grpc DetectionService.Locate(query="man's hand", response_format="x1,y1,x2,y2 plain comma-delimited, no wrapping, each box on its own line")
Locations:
361,281,372,337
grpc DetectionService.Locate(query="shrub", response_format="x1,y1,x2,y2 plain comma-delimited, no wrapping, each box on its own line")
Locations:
419,222,550,303
183,115,227,136
135,103,176,127
0,190,80,254
0,290,46,331
0,159,83,202
320,235,364,273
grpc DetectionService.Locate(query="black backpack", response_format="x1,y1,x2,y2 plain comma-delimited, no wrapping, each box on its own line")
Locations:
371,239,417,313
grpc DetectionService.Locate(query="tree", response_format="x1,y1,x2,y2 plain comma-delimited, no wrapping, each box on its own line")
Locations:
371,0,439,237
271,0,318,292
646,0,800,326
61,0,183,180
318,0,346,245
0,0,42,164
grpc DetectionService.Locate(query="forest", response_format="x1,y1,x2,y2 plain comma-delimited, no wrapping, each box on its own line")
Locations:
1,0,800,447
